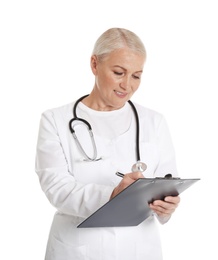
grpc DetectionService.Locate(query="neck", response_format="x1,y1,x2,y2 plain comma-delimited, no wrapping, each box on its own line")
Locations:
81,91,123,111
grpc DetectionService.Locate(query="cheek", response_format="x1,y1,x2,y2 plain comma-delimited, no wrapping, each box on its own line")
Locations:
107,77,119,87
132,82,140,92
98,73,118,89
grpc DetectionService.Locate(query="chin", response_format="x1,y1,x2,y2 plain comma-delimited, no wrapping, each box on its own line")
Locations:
111,101,127,110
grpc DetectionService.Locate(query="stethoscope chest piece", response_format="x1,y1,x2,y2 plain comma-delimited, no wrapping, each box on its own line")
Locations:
132,161,147,172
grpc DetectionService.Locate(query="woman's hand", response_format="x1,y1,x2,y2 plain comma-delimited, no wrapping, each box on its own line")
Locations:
110,173,180,220
149,196,180,218
110,171,144,199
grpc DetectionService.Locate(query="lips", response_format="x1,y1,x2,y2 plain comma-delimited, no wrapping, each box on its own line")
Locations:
114,90,128,98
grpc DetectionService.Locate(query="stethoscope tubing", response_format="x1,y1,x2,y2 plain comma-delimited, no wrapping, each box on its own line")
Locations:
69,95,92,133
69,95,141,163
127,100,140,162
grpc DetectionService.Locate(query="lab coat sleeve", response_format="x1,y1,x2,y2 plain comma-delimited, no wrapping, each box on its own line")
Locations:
35,110,114,218
154,116,178,178
154,116,178,224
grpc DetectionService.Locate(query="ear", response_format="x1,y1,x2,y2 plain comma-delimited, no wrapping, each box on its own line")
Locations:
90,55,98,75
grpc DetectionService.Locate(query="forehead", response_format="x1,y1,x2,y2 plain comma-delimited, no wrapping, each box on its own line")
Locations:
102,48,145,70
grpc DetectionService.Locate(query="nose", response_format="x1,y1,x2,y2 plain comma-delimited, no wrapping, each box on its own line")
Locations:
119,76,131,90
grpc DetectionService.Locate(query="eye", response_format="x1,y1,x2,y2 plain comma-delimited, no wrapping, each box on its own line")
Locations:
132,74,140,79
114,71,123,76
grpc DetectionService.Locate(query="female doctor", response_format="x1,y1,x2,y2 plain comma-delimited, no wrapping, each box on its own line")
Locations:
35,27,180,260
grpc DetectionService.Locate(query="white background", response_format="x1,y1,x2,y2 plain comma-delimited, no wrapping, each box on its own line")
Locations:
0,0,217,259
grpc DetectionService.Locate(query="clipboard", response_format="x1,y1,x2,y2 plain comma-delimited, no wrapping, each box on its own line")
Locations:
77,177,200,228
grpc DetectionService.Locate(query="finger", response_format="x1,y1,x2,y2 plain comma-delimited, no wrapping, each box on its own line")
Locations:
150,203,175,215
151,200,177,212
125,171,144,180
154,204,175,214
164,196,180,206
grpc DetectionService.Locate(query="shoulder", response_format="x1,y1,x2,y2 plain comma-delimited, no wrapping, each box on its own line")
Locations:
132,102,164,123
132,102,172,139
41,101,75,120
131,102,170,134
39,102,77,131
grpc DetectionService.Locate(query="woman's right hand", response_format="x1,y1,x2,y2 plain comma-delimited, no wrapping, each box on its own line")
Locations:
110,171,144,199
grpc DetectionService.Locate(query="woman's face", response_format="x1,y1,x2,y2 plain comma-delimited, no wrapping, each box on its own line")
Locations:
89,48,145,111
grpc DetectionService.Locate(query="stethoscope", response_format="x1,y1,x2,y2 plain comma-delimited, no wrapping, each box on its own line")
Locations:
69,95,147,173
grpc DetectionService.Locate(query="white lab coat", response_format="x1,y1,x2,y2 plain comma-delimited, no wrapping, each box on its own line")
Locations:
35,100,178,260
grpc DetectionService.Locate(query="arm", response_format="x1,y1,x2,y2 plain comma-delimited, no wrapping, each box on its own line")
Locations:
35,110,114,218
153,116,180,223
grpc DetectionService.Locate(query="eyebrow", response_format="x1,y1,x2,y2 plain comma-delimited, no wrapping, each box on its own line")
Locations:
113,65,143,73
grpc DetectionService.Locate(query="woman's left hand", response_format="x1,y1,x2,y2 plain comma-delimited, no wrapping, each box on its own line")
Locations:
149,196,180,218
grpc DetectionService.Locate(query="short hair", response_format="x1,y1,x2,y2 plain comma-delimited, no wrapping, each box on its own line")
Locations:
92,28,146,61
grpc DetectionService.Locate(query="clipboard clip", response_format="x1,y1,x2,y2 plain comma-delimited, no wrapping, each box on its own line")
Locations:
116,172,181,179
156,173,180,179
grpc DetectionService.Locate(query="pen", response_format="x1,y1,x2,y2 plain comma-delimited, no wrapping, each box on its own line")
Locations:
115,172,125,178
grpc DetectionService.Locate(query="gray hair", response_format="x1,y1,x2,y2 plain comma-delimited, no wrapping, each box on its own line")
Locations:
92,28,146,61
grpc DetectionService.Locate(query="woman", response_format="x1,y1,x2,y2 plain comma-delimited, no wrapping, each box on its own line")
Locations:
35,28,180,260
